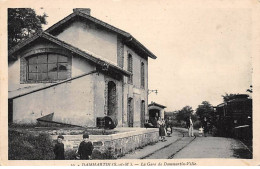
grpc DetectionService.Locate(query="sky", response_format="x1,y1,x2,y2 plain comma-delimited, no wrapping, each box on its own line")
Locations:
35,1,252,111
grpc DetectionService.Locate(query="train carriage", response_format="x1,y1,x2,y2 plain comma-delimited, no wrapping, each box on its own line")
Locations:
214,94,252,140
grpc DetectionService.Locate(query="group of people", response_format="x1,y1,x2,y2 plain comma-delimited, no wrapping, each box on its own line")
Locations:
53,133,94,160
186,116,209,137
53,116,210,160
157,117,172,141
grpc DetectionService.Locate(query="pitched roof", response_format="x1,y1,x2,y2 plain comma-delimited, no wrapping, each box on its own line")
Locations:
8,31,131,77
45,9,157,59
148,102,167,108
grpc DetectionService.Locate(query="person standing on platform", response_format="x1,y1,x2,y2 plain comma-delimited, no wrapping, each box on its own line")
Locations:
186,116,194,137
202,117,208,137
157,117,166,141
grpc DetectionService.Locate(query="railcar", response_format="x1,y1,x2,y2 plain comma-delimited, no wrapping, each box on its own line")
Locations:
214,94,252,140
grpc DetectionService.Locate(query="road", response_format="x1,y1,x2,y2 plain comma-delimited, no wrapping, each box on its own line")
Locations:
141,128,252,159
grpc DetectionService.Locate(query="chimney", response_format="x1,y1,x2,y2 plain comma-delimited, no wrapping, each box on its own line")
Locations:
73,8,91,15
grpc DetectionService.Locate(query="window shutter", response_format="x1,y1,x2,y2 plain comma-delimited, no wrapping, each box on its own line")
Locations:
127,54,133,84
141,62,145,88
20,57,27,83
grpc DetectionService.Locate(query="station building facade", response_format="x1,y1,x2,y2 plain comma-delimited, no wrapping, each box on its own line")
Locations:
8,8,157,128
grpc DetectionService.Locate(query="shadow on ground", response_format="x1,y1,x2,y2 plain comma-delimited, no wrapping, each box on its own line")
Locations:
233,148,252,159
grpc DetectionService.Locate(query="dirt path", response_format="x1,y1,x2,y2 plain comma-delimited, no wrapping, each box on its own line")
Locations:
119,127,252,159
173,137,252,159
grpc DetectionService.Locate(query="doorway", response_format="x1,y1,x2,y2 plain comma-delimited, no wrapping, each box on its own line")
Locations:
127,98,134,127
141,100,145,127
107,81,117,119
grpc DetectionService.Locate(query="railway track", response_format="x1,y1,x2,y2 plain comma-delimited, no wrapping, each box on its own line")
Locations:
142,129,196,159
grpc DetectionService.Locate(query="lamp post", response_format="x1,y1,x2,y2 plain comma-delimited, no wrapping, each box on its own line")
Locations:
148,89,158,95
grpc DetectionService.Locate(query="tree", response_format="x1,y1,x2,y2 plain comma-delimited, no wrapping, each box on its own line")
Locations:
8,8,48,51
195,101,214,121
221,93,239,103
164,111,178,120
176,106,194,122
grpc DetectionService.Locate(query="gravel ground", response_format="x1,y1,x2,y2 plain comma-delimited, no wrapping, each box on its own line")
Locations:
173,136,252,159
119,130,183,159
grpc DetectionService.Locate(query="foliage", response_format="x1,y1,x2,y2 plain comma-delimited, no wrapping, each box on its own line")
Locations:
8,8,47,50
65,149,77,160
193,120,202,129
91,147,116,159
8,130,54,160
164,111,177,120
221,93,239,103
172,120,187,128
166,105,201,129
176,106,194,123
195,101,214,121
65,146,117,160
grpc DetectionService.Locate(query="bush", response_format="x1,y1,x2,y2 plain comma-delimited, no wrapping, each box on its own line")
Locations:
171,119,202,130
9,130,54,160
171,120,187,128
193,120,201,129
65,149,77,160
91,147,116,159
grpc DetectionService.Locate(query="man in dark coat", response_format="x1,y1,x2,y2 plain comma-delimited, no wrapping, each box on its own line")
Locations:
202,117,208,137
186,117,191,129
78,133,94,160
53,135,65,160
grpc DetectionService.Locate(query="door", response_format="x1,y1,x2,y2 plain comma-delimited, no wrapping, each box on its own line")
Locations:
141,100,145,127
8,99,13,124
107,81,117,117
127,98,134,127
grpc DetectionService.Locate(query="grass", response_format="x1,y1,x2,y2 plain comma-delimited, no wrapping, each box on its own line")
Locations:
8,130,54,160
8,126,119,160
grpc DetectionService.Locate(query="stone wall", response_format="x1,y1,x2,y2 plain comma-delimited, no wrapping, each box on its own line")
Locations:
51,128,159,158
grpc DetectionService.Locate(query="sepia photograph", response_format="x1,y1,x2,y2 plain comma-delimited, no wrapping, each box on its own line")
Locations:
0,0,260,166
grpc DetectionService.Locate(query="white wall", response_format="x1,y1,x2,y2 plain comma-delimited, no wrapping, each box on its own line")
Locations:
8,59,21,91
93,73,123,127
56,21,118,65
13,74,95,126
10,42,98,126
122,45,148,127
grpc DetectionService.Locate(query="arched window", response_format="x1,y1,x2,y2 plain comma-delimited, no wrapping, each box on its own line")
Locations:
141,62,145,88
127,53,133,84
26,53,69,82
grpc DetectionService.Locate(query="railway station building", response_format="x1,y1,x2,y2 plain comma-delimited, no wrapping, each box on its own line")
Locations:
8,8,157,128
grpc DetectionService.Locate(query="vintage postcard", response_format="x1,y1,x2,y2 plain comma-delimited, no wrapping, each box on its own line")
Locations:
0,0,260,166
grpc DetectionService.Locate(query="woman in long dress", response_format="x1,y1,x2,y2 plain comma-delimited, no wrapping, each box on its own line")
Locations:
158,117,166,141
162,118,167,140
